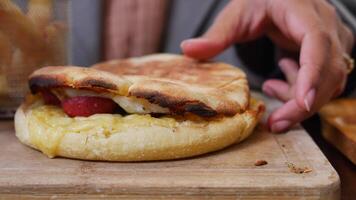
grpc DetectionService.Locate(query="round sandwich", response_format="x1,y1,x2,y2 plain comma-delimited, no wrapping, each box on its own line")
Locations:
15,54,265,161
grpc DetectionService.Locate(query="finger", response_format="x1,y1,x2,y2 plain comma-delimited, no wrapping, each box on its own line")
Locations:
181,0,241,59
181,0,268,59
279,58,299,84
309,1,350,99
262,58,299,103
262,79,291,102
268,56,344,133
330,57,348,98
266,2,325,111
296,31,331,112
180,38,228,60
268,99,311,133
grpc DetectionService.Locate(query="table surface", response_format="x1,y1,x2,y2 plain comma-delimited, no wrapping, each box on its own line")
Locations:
303,115,356,200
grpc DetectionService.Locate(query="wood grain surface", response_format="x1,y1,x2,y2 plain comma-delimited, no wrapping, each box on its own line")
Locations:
0,95,340,199
319,99,356,165
321,121,356,165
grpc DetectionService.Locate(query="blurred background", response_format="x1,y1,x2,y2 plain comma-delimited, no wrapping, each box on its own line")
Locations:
0,0,69,116
1,0,356,117
0,1,355,198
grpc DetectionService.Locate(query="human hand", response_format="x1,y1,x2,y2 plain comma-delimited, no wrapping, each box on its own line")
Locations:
180,0,354,133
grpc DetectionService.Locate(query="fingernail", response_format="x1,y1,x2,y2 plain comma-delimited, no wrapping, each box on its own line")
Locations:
180,40,191,49
304,88,316,112
181,39,198,49
180,38,209,49
271,120,291,133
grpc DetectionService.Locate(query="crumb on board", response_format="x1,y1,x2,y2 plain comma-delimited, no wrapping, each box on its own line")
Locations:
286,162,313,174
254,160,268,166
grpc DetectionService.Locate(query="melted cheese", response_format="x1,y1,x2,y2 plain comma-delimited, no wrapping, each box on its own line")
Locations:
60,88,169,114
27,105,177,157
113,96,169,114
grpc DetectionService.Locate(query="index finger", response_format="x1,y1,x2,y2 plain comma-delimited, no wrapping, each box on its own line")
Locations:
268,99,310,133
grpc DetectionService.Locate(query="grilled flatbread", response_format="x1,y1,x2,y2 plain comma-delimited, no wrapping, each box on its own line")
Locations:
29,54,249,117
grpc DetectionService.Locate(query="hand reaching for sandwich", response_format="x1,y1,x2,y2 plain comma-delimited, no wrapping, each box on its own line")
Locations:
181,0,355,133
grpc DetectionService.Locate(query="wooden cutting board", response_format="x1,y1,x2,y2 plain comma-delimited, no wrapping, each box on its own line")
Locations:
0,94,340,199
319,99,356,165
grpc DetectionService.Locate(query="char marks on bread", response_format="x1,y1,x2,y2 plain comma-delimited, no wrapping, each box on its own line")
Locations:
29,54,250,117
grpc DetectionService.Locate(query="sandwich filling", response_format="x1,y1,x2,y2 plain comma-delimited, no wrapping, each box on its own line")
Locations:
40,88,188,117
58,88,170,114
24,94,218,157
26,99,178,157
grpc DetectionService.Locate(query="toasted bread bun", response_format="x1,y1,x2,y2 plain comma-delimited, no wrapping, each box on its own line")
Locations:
29,54,249,117
16,54,264,161
15,95,264,161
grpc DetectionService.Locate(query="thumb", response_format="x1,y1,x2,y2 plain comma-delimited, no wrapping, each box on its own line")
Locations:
181,0,267,60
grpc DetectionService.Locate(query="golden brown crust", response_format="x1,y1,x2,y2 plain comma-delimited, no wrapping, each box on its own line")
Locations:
29,54,249,117
14,98,265,161
29,66,126,94
94,54,250,116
